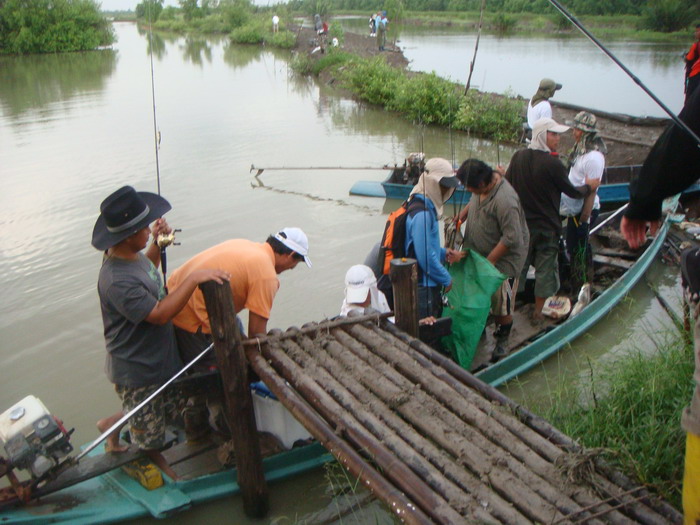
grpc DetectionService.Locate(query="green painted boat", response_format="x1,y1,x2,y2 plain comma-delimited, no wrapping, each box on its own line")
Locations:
0,218,670,523
1,436,331,523
475,220,670,387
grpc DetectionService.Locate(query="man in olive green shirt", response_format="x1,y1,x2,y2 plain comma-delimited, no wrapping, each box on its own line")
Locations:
456,159,529,360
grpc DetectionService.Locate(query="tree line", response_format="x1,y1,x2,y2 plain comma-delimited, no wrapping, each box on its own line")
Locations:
0,0,114,54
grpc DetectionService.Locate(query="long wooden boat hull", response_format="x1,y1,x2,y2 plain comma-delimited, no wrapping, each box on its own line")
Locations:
2,442,330,524
476,220,669,386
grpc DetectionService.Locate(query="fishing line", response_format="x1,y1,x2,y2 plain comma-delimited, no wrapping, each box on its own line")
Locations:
547,0,700,147
146,5,161,195
146,4,172,288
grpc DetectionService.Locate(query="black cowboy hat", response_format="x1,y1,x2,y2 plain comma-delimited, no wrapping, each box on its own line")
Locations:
91,186,171,251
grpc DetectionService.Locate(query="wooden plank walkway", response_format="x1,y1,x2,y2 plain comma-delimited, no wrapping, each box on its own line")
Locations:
242,313,682,524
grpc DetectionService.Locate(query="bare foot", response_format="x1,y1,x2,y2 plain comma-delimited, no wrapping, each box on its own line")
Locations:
97,413,129,453
104,440,129,453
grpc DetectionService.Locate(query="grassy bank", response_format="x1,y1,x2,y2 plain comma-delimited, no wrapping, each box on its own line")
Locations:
528,324,694,509
291,51,523,142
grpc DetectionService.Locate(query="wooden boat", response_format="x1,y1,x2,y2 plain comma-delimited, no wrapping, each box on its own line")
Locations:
471,206,674,386
349,164,700,204
0,385,331,524
0,209,676,524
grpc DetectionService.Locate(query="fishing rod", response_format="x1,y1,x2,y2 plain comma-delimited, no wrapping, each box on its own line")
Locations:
590,203,628,235
547,0,700,148
251,164,397,177
77,344,215,461
146,5,177,286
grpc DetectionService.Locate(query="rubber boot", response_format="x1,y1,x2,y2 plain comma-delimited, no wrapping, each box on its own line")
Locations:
491,322,512,362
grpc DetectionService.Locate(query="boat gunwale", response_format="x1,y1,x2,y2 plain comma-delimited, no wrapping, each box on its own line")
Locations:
475,220,670,386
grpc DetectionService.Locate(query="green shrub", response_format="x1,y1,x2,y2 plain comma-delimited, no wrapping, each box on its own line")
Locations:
641,0,696,32
388,72,460,125
491,12,517,32
230,24,265,44
454,90,522,141
339,56,404,106
328,20,345,45
267,31,297,48
290,53,314,75
309,49,353,75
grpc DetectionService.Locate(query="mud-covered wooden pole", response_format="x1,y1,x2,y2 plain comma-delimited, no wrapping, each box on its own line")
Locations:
200,281,268,518
390,258,418,337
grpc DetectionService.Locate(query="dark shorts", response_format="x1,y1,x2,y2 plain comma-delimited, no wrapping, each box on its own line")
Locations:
115,383,185,450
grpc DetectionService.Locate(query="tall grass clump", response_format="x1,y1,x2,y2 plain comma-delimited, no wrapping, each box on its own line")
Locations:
339,56,404,107
541,328,694,508
388,72,461,126
641,0,697,33
454,90,523,142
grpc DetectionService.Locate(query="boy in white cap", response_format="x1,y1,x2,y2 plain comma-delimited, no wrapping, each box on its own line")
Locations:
340,264,390,316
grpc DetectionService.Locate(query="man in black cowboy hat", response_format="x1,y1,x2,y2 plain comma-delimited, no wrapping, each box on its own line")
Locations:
92,186,228,479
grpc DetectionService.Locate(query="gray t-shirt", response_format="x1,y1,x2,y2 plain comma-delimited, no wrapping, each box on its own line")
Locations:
98,253,181,387
463,178,529,278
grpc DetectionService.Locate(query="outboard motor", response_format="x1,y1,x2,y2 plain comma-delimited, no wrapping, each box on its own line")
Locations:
0,396,73,479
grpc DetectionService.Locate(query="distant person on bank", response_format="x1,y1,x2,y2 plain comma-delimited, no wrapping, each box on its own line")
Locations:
526,78,562,130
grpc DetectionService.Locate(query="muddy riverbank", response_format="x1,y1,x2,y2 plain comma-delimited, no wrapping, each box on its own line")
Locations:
294,26,667,166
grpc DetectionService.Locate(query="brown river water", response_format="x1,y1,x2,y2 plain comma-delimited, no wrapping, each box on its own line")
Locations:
0,21,683,523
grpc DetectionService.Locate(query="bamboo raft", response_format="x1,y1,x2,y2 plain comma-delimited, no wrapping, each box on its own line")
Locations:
243,313,681,524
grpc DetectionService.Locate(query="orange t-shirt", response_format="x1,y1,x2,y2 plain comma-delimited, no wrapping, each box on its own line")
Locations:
168,239,279,334
687,42,700,79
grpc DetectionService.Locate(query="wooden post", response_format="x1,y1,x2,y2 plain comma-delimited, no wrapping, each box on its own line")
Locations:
390,258,418,337
199,281,268,518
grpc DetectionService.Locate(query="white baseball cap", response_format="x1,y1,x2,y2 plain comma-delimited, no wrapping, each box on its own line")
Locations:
274,227,312,267
344,265,376,304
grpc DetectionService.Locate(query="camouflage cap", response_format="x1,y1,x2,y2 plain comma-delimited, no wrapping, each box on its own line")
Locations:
538,78,562,91
572,111,597,132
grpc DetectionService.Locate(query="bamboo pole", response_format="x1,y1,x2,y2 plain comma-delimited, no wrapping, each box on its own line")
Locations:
243,344,435,525
257,336,467,524
325,328,574,523
291,330,527,523
380,321,681,523
464,0,486,94
199,281,268,518
349,324,634,524
284,333,497,522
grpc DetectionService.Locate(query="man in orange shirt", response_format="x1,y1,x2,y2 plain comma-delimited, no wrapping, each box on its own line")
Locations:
168,227,311,370
685,24,700,102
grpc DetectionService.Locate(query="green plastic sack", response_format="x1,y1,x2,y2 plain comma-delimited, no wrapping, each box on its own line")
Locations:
441,249,505,369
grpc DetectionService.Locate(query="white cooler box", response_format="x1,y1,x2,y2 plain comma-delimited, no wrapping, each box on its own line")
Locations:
251,382,312,449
